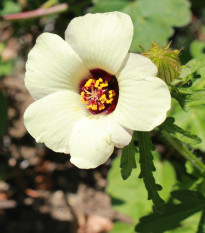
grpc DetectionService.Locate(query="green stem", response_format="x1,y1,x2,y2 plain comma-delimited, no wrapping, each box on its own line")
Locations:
161,130,205,173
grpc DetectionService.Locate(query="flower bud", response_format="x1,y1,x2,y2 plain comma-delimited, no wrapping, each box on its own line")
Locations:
142,42,181,83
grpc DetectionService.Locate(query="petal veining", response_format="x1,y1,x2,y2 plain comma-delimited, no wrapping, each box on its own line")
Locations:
24,91,90,153
114,53,171,131
65,12,133,74
25,32,90,100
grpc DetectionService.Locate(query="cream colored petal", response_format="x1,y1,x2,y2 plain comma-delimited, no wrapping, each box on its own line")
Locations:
24,91,90,153
109,120,133,148
65,12,133,74
25,32,90,100
114,53,171,131
69,116,114,169
69,114,133,169
117,53,158,78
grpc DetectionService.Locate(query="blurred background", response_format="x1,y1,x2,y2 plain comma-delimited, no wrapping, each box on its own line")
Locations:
0,0,205,232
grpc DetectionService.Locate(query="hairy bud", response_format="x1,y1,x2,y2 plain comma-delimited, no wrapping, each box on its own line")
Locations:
142,42,181,83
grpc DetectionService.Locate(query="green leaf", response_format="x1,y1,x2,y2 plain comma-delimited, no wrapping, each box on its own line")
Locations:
0,60,12,77
0,91,8,136
0,0,21,16
107,152,175,221
90,0,191,51
170,84,187,110
138,0,191,27
135,190,205,233
197,211,205,233
179,57,205,87
120,132,137,180
190,40,205,59
185,89,205,107
138,132,164,213
170,84,188,110
170,84,205,111
110,222,134,233
171,104,205,151
170,48,205,151
159,117,202,145
167,213,201,233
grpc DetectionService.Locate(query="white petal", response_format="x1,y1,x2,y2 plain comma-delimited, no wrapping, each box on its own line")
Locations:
109,120,133,148
24,91,89,153
65,12,133,74
25,32,90,100
117,53,158,77
69,116,114,169
114,53,171,131
69,114,133,169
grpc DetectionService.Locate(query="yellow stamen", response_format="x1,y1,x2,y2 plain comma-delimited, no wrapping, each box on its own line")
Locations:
91,105,97,110
85,79,94,87
100,81,108,88
99,94,107,102
99,104,105,111
81,97,88,104
81,77,117,112
94,80,100,88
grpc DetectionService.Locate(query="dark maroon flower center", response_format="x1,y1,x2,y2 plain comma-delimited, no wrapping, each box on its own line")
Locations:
79,69,119,114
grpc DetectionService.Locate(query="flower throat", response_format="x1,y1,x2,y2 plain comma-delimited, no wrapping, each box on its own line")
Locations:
79,69,119,114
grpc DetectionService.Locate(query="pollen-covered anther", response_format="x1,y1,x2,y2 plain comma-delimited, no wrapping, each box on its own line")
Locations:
80,77,116,113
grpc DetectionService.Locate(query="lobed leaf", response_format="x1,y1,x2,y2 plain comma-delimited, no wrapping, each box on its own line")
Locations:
159,117,202,145
106,152,175,221
138,132,164,213
172,105,205,151
120,132,138,180
135,190,205,233
171,47,205,151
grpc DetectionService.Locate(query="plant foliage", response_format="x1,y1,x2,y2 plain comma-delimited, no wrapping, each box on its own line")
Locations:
135,190,205,233
138,132,164,213
90,0,191,51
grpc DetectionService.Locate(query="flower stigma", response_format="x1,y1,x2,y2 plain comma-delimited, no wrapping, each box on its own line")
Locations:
80,71,118,114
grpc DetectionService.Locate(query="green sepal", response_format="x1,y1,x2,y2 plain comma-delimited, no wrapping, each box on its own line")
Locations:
143,42,181,83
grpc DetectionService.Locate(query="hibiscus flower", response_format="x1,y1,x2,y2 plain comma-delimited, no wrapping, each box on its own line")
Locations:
24,12,171,169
